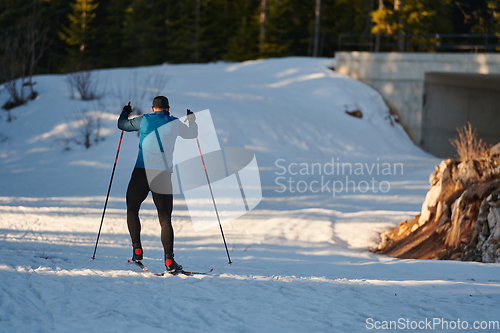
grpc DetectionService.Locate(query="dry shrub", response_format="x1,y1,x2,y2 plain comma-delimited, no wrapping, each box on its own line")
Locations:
67,70,100,101
450,122,489,161
74,112,103,148
58,110,104,150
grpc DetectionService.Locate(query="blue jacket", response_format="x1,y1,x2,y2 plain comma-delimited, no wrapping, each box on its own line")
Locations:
118,110,198,171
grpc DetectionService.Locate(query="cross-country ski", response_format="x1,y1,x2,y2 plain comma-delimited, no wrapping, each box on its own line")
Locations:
153,268,214,276
127,259,149,272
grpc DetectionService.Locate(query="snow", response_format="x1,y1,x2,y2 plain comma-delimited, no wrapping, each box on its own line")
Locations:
1,57,500,332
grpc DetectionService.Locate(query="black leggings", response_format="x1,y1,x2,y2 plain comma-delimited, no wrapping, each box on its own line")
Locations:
126,167,174,255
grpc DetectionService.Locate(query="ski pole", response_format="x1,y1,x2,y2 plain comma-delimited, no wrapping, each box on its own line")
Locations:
92,103,128,260
190,110,232,264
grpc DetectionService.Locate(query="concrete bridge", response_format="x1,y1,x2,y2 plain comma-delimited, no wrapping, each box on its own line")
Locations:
335,52,500,157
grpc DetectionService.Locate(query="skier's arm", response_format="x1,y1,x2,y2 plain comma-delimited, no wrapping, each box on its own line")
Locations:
179,110,198,139
118,107,142,132
179,120,198,139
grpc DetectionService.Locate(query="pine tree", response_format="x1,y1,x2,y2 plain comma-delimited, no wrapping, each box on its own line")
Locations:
87,0,131,69
25,0,71,74
122,0,171,66
312,0,321,57
371,0,398,35
0,0,50,108
488,0,500,50
224,0,260,61
162,0,198,63
261,0,315,58
167,0,232,63
320,0,374,54
370,0,453,51
462,0,499,34
59,0,99,57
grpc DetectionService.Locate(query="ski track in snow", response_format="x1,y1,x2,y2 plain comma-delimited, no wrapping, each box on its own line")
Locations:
2,199,500,333
1,57,500,332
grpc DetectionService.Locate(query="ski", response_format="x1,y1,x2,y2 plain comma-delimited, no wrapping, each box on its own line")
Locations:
128,259,149,272
128,259,212,276
154,268,213,276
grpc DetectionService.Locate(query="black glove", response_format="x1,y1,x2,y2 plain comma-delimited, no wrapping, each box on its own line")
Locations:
187,109,196,122
122,103,132,115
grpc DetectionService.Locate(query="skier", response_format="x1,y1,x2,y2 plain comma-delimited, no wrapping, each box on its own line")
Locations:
118,96,198,273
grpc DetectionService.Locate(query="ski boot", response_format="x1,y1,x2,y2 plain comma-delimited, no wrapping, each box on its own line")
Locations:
132,242,143,263
165,253,183,274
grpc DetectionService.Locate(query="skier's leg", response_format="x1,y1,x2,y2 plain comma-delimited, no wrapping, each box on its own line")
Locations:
126,168,150,247
152,172,174,255
152,173,182,272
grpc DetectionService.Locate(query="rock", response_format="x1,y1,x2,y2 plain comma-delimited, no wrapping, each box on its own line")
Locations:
418,159,457,226
472,189,500,263
457,159,480,188
345,110,363,118
490,142,500,157
375,152,500,262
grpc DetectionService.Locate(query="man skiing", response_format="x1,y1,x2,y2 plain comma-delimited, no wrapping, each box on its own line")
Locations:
118,96,198,273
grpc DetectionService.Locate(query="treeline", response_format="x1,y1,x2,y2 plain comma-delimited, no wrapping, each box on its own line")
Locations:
0,0,499,77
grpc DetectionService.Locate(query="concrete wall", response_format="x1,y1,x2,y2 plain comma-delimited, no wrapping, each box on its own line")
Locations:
422,72,500,157
334,52,500,146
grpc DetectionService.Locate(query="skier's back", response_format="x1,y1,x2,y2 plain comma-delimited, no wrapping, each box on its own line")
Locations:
118,96,197,273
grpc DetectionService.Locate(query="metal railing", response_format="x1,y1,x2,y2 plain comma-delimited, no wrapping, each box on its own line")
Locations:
338,33,500,52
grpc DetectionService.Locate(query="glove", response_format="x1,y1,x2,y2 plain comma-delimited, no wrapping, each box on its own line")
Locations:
187,109,196,122
122,103,132,115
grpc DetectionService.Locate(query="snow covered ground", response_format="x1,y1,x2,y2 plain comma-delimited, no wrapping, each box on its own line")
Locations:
1,57,499,332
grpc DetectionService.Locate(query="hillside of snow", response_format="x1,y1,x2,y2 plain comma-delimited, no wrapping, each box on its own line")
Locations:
1,57,499,332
